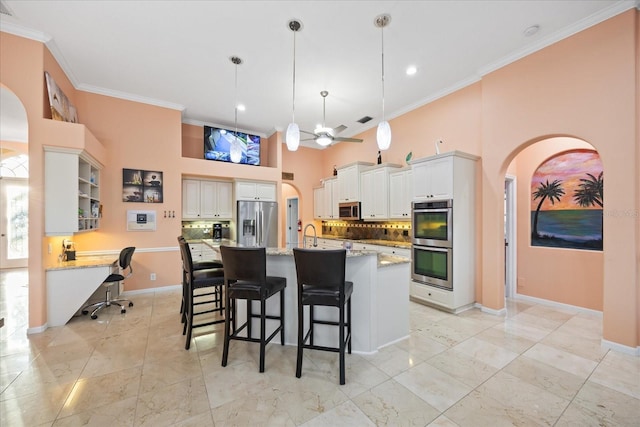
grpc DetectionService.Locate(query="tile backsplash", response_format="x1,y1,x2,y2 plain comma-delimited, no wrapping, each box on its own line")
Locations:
181,221,231,240
322,221,411,243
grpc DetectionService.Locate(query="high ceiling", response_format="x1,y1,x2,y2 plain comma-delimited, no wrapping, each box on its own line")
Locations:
0,1,636,148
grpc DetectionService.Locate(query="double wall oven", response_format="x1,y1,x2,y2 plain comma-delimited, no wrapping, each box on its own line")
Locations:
411,199,453,290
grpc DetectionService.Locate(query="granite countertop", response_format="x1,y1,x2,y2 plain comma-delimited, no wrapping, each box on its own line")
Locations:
200,239,408,268
264,247,378,258
46,255,117,271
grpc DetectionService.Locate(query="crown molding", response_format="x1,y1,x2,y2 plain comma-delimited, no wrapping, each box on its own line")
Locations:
0,20,50,43
478,0,637,77
77,83,185,112
1,20,184,112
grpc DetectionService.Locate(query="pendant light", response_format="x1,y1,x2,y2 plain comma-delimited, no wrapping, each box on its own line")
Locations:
375,14,391,151
230,56,243,163
286,19,302,151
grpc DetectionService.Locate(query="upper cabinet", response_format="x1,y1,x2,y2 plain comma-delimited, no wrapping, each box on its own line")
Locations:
411,156,453,200
235,180,276,201
313,186,324,220
410,151,479,201
45,147,102,236
183,179,232,219
389,168,413,219
360,164,401,220
321,178,338,219
337,161,374,202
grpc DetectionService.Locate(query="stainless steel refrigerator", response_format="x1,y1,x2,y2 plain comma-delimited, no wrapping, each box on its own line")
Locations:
236,200,278,247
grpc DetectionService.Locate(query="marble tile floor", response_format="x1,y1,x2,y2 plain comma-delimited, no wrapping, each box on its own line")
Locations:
1,268,638,426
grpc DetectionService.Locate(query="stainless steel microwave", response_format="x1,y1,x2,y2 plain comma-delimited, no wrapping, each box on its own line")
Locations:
338,202,361,220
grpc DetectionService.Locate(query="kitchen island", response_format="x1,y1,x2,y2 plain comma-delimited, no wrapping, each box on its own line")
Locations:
202,240,410,353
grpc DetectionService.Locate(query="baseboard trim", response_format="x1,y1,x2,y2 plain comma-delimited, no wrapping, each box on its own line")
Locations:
122,284,181,296
475,303,507,316
27,323,48,335
513,293,603,317
601,339,640,356
378,334,410,350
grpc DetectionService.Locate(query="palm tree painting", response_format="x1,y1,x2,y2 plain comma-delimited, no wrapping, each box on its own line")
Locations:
532,179,565,238
531,150,603,251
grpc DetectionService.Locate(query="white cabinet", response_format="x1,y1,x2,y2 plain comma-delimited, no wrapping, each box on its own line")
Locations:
235,181,276,201
182,179,232,219
189,242,221,262
313,187,324,220
408,150,479,313
45,148,101,236
337,162,373,202
351,242,410,258
360,164,400,220
389,168,413,219
411,155,453,200
321,178,338,219
316,238,344,249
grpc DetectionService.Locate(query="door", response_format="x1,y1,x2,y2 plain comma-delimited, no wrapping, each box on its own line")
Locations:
504,175,516,298
0,177,28,268
286,197,299,249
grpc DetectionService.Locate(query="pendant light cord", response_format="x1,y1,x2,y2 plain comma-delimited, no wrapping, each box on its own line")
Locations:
380,24,385,122
292,27,297,124
234,61,238,135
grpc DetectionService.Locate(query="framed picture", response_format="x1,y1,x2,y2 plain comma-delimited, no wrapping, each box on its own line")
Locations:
123,168,163,203
44,71,78,123
45,71,65,121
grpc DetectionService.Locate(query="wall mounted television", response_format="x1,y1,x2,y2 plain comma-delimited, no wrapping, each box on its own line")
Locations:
204,125,260,166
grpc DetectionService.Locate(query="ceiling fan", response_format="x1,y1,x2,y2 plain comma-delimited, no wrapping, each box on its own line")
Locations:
301,91,363,147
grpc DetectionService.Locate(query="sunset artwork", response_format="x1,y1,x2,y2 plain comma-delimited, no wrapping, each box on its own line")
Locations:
531,150,603,251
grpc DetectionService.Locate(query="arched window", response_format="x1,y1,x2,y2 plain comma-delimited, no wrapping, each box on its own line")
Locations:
0,154,29,178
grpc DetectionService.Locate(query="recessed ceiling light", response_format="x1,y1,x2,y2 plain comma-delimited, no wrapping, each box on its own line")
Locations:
523,25,540,37
236,104,246,112
406,66,417,76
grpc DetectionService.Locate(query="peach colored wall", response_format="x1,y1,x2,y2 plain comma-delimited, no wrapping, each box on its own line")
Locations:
636,7,640,348
479,11,638,347
1,32,46,328
0,140,28,155
281,145,328,222
181,123,202,159
322,83,483,170
68,92,185,292
1,10,637,349
514,137,603,310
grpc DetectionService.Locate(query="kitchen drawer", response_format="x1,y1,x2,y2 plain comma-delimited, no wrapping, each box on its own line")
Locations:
353,242,409,258
410,280,453,309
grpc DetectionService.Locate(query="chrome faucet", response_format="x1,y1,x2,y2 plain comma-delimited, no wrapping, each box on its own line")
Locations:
302,223,317,248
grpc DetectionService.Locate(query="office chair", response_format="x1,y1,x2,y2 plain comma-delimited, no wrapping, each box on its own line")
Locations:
82,246,135,319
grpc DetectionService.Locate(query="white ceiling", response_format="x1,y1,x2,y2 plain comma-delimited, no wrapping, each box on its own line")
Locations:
0,1,636,148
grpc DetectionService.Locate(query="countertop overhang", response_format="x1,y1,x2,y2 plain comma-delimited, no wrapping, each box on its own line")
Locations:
198,239,409,268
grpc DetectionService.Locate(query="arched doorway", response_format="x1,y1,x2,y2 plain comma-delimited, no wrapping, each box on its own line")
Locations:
504,136,604,312
281,182,301,249
0,87,29,269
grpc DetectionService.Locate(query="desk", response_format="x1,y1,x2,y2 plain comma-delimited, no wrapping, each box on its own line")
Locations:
45,256,117,326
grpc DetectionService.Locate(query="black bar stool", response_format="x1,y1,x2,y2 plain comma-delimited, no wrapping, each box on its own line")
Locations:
219,246,286,373
293,248,352,385
178,238,225,350
177,236,223,322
